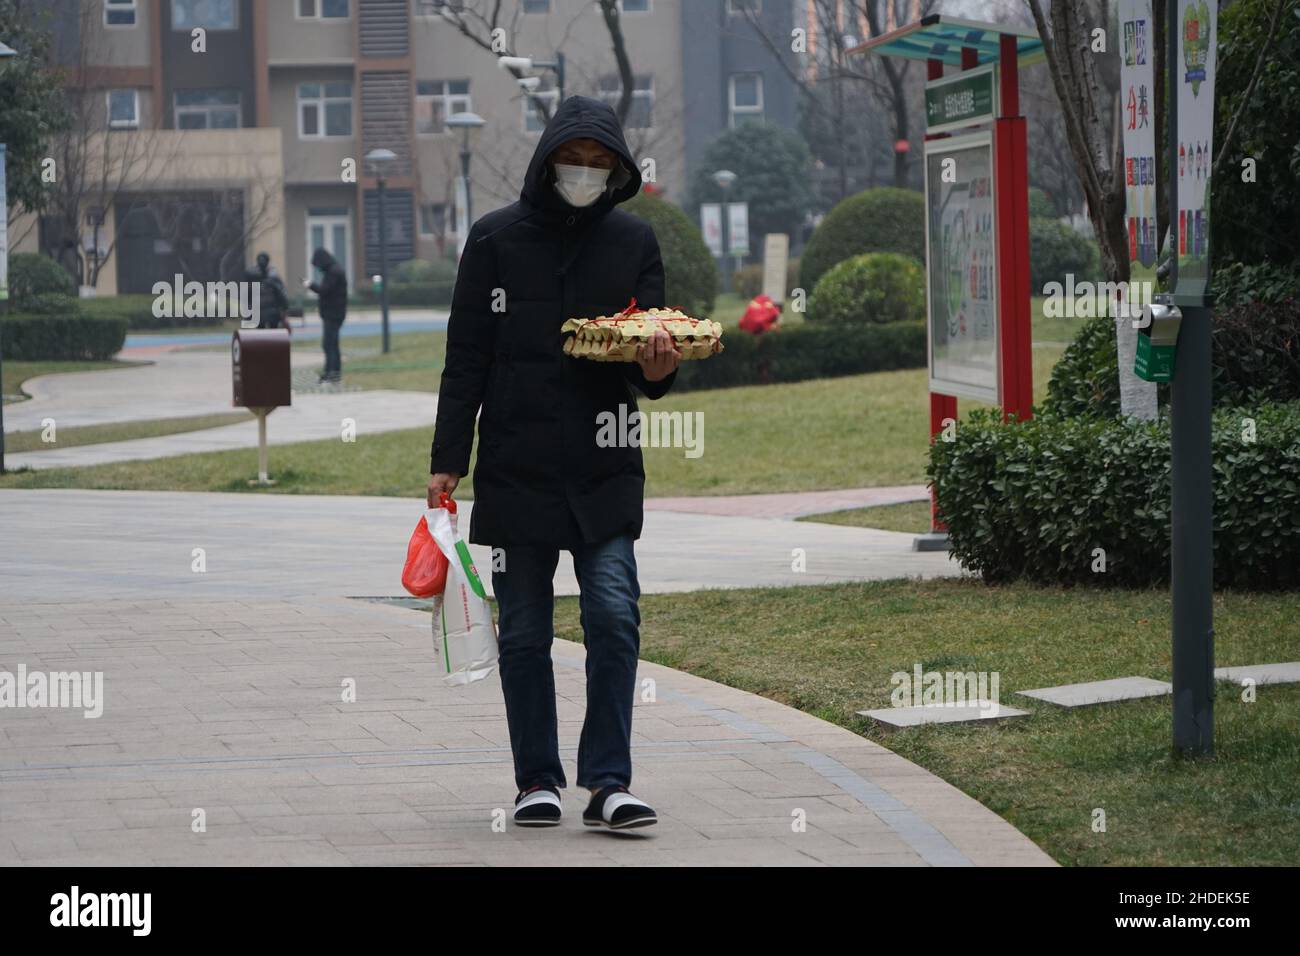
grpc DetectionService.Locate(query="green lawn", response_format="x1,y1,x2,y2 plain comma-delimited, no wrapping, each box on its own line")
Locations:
800,499,933,534
549,577,1300,866
4,411,253,454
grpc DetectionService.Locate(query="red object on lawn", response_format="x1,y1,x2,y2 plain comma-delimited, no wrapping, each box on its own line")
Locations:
738,294,781,336
401,494,455,597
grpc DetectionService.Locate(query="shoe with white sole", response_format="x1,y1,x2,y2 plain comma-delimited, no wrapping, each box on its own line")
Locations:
513,784,563,827
582,785,657,830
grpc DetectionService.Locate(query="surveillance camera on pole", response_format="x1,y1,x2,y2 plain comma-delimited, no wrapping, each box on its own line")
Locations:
517,76,541,92
498,56,534,72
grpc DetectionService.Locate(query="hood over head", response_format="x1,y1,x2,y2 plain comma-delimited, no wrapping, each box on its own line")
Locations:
311,248,336,270
520,95,641,213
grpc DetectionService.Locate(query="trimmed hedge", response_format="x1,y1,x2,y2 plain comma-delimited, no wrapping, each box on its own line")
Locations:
929,401,1300,589
1046,299,1300,418
807,252,924,326
624,191,718,319
671,320,925,392
800,188,925,293
78,294,229,330
354,281,455,308
1,313,128,360
8,253,75,305
1029,217,1102,294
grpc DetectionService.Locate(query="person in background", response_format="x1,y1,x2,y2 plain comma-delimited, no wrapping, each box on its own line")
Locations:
249,252,291,332
306,248,347,384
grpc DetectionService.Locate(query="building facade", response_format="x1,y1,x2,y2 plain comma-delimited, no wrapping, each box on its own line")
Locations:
19,0,800,295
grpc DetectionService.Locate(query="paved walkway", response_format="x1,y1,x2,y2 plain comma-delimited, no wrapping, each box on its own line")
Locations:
647,485,929,519
0,489,1055,867
5,345,439,471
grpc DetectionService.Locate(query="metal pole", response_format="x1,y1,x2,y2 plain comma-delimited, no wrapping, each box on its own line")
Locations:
257,410,269,484
1167,0,1214,756
460,135,473,231
0,291,7,474
555,51,566,103
377,176,391,355
719,186,731,293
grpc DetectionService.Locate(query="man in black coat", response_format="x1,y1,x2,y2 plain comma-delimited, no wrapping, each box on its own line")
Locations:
307,247,347,383
427,96,680,830
248,252,290,330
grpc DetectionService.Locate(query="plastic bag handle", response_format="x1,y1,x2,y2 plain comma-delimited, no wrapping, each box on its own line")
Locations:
437,491,457,515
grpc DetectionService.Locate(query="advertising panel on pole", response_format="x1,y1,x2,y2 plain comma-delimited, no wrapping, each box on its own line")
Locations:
700,203,723,258
1119,0,1158,293
761,233,789,303
1175,0,1217,297
727,202,749,256
924,131,999,404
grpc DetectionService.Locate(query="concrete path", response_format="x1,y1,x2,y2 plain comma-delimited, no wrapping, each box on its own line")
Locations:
0,490,964,602
647,485,929,519
0,594,1050,866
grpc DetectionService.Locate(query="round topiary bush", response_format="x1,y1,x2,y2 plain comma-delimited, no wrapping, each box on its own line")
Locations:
806,252,924,325
1045,298,1300,419
799,187,925,293
623,191,718,319
8,253,76,306
1029,218,1101,294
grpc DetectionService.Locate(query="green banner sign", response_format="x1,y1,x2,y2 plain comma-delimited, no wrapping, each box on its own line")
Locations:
925,67,995,132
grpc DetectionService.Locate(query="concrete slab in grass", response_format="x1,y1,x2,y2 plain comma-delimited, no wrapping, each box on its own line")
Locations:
1016,676,1172,708
857,702,1030,729
1214,662,1300,687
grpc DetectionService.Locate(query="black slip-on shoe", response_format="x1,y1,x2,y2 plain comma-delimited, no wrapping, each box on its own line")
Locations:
582,785,657,830
514,784,563,827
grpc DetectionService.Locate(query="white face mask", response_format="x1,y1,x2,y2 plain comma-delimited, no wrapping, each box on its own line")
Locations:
553,163,612,208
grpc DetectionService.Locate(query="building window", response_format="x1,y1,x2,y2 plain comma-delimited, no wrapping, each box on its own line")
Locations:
107,89,139,128
104,0,137,27
297,0,349,18
414,0,464,15
598,73,653,129
171,0,238,30
729,73,764,126
620,0,650,12
174,89,241,129
419,202,447,238
523,86,559,133
415,80,471,135
726,0,761,14
298,81,353,138
521,0,550,12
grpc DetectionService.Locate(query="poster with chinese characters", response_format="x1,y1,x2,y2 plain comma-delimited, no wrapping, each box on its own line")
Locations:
924,132,999,404
1176,0,1217,294
1119,0,1157,294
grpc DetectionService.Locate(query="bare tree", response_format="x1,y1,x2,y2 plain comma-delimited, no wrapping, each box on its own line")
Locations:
1026,0,1129,282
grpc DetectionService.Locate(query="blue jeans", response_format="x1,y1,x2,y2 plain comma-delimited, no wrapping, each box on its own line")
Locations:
321,317,342,376
491,534,641,792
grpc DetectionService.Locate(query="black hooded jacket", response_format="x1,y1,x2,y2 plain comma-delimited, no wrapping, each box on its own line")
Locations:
309,248,348,323
429,95,676,548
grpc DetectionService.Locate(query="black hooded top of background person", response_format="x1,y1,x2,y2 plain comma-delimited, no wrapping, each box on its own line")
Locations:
309,248,348,323
429,95,677,548
248,261,290,329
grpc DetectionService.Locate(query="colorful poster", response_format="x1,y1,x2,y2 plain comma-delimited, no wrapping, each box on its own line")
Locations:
924,132,999,404
1176,0,1217,293
700,203,723,258
1119,0,1158,285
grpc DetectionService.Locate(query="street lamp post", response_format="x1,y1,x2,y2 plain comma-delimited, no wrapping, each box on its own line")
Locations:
445,112,485,252
0,40,18,475
365,148,396,354
713,169,738,293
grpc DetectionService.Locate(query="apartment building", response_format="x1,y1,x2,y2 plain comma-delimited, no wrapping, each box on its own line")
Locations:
19,0,798,296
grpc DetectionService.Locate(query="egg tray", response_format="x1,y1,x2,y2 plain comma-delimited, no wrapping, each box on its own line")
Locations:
560,307,724,362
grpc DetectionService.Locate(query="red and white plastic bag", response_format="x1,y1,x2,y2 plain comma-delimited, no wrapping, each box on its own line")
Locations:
423,495,498,686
